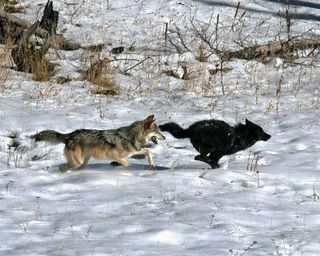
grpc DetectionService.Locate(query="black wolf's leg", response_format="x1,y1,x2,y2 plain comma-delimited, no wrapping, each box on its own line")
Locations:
195,154,220,169
194,155,215,168
208,153,221,169
195,155,206,161
209,161,220,169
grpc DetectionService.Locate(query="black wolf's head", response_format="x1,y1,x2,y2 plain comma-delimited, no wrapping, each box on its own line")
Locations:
245,119,271,142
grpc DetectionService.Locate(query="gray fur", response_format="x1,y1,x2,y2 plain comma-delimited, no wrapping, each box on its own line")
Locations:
31,115,165,171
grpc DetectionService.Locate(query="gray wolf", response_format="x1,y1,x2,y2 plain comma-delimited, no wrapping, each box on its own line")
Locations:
159,119,271,168
32,115,165,171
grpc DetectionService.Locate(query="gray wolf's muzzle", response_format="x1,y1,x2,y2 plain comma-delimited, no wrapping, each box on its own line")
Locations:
151,135,166,144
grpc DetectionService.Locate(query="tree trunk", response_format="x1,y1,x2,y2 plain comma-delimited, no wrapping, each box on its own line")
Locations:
0,9,81,50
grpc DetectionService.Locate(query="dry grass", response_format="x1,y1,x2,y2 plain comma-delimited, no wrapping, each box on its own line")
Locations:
11,40,55,82
0,46,11,91
31,58,55,81
81,58,119,96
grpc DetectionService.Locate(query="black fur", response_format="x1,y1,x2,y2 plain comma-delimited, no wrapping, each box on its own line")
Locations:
159,119,271,168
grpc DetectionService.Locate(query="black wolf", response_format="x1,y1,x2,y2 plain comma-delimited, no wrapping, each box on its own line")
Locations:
159,119,271,168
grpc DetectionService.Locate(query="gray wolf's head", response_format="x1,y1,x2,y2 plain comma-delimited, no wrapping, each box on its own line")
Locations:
143,115,166,144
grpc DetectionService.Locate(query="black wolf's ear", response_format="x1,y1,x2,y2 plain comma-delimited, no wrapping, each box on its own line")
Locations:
245,119,253,125
144,115,155,129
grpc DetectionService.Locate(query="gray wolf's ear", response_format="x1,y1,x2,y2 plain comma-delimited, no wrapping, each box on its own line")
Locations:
145,115,155,121
144,115,155,129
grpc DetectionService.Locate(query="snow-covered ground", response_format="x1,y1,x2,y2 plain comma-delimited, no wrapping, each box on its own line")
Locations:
0,0,320,255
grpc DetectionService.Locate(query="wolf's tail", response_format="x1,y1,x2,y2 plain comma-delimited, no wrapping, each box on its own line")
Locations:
159,122,190,139
30,130,66,144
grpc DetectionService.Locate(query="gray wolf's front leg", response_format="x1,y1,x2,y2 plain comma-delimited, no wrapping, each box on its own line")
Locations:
129,148,155,168
110,158,129,167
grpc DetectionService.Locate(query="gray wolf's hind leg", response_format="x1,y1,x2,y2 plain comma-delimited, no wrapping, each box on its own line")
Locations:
59,162,79,172
130,148,155,168
61,147,85,171
79,156,91,169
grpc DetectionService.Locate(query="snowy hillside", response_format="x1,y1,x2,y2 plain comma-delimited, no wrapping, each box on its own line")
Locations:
0,0,319,255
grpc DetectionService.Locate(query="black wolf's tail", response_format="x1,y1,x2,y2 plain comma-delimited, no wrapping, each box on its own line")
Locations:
30,130,66,144
159,122,190,139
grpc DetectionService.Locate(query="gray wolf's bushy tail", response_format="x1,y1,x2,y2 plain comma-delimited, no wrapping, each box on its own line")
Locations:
159,122,189,139
30,130,66,144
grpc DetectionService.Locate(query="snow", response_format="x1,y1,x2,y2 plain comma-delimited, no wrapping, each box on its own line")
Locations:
1,0,320,255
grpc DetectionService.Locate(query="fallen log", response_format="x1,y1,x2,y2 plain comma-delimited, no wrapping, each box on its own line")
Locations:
221,37,320,61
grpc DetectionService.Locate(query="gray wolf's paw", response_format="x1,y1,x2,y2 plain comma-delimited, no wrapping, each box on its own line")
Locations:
149,164,156,170
131,154,146,159
110,161,121,167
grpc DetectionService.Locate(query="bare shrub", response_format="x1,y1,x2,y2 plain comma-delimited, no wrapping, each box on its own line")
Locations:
168,10,224,60
6,131,29,168
168,6,320,64
247,152,262,188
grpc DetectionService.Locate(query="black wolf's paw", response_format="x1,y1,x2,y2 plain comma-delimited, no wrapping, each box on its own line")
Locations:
194,155,208,161
195,155,219,169
209,162,220,169
194,155,202,161
110,161,120,167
